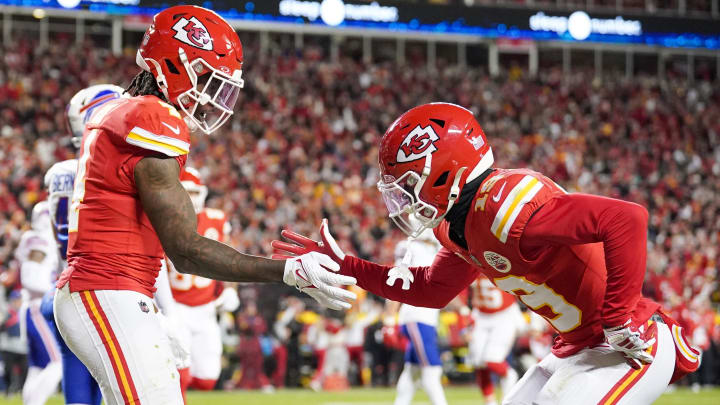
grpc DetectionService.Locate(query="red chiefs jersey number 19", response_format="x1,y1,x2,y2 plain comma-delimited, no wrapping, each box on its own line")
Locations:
169,208,230,306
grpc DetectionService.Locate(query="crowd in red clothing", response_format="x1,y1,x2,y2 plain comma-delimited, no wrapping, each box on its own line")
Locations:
0,34,718,389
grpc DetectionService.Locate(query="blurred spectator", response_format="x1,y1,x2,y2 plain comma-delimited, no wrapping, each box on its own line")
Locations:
0,290,26,395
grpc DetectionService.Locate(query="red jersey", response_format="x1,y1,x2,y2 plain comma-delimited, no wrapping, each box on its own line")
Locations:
471,274,516,314
169,208,230,306
57,96,190,297
339,168,658,357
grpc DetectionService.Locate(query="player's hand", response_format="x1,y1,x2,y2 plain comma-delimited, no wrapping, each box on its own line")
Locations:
603,319,656,369
214,287,240,313
283,251,356,310
271,218,346,263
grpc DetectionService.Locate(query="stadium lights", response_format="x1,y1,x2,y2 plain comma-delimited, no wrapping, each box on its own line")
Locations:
32,8,46,19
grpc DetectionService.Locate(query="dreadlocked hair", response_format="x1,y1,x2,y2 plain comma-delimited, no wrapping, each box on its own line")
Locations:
126,70,169,103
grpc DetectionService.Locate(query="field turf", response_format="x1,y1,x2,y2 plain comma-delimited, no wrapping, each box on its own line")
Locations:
4,386,719,404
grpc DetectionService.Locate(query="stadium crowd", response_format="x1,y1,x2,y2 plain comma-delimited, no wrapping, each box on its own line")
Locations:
0,33,718,395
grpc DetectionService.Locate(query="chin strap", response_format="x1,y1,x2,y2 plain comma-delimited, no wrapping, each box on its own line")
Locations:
427,166,467,229
445,166,467,214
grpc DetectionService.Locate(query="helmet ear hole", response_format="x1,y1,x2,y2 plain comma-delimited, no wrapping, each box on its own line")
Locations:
164,59,180,75
433,171,450,187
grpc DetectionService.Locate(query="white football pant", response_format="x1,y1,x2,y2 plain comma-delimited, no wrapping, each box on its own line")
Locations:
394,364,447,405
503,321,674,405
175,301,222,381
468,304,521,367
54,285,182,405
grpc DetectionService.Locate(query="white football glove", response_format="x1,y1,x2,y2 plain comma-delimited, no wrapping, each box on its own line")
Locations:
214,287,240,313
604,319,656,369
157,312,191,369
283,251,357,310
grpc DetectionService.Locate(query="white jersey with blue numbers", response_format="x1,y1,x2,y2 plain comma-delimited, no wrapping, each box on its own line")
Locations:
44,159,77,261
396,232,442,328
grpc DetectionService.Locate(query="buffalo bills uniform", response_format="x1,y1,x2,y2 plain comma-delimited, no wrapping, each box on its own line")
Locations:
169,207,231,388
338,169,700,405
17,220,63,405
43,158,103,405
393,235,447,405
54,95,190,405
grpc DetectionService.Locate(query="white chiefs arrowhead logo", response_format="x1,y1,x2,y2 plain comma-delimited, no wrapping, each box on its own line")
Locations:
483,251,512,273
397,125,439,163
172,17,213,51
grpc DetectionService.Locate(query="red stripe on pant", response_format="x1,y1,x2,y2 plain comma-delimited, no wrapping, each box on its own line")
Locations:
80,291,142,405
597,323,660,405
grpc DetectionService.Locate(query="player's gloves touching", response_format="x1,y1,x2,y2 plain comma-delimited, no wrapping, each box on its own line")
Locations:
271,218,346,263
283,251,356,310
603,319,656,369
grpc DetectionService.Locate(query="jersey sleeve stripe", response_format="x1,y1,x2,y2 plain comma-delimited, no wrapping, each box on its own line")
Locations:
491,176,543,243
125,127,189,156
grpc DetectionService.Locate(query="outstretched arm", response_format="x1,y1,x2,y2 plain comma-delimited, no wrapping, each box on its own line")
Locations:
135,156,356,310
135,156,285,282
341,249,479,308
272,220,479,308
520,193,648,327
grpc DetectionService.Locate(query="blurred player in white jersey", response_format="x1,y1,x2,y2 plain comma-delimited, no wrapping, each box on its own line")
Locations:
168,167,239,395
42,84,125,405
468,275,522,405
393,227,448,405
17,201,62,405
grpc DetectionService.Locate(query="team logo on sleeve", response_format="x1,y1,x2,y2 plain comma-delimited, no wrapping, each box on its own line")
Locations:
483,251,511,273
172,17,213,51
397,125,439,163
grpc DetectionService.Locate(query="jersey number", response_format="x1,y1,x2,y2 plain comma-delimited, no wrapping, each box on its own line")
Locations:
474,278,504,310
169,271,213,291
494,275,581,333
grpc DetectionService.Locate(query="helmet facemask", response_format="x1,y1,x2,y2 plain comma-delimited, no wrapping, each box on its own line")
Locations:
378,154,467,239
176,48,244,135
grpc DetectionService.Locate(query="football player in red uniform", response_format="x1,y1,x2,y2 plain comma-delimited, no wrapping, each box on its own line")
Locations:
171,167,239,394
468,275,522,405
53,6,355,405
272,103,701,405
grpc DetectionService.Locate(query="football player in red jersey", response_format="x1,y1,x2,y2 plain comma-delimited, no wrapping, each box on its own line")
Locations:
170,167,239,394
52,6,355,405
272,103,701,405
468,275,522,405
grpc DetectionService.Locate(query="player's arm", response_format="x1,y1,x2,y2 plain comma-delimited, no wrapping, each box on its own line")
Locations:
272,220,480,308
136,156,283,282
135,156,356,311
520,193,648,327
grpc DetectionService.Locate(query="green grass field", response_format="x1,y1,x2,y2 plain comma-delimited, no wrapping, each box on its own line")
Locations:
4,387,719,404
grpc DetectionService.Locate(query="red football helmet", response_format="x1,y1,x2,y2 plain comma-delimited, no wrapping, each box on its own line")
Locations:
180,166,207,213
377,103,494,238
136,5,244,135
